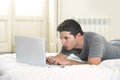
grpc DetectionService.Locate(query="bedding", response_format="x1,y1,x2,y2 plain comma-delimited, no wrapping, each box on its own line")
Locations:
0,53,120,80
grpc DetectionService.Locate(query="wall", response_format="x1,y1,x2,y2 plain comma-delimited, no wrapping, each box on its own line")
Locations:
58,0,120,40
0,0,49,52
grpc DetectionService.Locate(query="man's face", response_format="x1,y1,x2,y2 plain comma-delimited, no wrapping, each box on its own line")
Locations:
59,31,77,50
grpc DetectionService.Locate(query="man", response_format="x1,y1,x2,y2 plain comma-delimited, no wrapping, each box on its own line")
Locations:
46,19,120,65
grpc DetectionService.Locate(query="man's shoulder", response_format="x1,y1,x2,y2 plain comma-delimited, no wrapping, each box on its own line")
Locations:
84,32,104,38
84,32,98,36
84,32,106,44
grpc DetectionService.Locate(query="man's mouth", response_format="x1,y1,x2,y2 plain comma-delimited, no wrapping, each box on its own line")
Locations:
64,46,67,49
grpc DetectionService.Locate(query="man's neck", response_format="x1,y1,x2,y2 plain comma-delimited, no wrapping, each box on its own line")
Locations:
75,35,84,49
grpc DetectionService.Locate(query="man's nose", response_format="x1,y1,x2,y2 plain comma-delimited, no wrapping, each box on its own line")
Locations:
61,39,66,45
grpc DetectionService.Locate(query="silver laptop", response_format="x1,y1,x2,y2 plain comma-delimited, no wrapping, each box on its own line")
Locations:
15,36,46,67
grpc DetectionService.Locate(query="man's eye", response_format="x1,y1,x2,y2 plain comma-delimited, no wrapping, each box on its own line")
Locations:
64,37,68,40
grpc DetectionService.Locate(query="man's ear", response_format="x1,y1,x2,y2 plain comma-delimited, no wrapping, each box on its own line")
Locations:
77,33,82,37
75,33,81,39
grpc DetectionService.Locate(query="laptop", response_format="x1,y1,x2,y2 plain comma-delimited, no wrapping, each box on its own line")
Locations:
15,36,65,68
15,36,46,67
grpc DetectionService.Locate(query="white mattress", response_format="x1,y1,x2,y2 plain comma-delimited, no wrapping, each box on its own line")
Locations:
0,53,120,80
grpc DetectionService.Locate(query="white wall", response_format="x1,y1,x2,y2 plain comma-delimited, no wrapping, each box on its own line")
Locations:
58,0,120,40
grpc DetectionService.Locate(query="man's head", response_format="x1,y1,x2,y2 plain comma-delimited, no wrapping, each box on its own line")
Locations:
57,19,83,37
57,19,84,50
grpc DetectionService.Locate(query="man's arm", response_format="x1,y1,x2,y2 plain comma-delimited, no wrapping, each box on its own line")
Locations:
46,53,101,65
87,57,101,65
56,57,101,65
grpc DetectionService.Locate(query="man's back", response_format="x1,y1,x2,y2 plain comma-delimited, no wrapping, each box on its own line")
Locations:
84,32,120,60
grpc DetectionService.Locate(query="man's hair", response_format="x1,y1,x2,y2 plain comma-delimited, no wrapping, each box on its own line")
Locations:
57,19,83,36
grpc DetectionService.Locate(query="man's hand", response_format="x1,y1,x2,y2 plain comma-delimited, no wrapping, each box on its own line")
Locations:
46,53,68,65
46,56,69,65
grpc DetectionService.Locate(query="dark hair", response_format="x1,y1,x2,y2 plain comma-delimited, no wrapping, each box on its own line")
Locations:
57,19,83,36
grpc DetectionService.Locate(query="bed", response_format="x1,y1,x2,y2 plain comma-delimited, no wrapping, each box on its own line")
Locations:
0,53,120,80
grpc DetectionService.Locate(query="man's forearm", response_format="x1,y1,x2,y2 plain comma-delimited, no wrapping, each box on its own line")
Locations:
67,59,88,65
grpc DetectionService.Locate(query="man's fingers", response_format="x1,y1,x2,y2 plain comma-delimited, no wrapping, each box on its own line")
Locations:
46,56,56,64
46,56,61,65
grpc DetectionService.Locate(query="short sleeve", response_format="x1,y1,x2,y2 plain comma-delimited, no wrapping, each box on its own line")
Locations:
88,35,105,58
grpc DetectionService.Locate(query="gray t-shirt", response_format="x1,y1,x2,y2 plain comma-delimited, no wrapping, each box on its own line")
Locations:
60,32,120,61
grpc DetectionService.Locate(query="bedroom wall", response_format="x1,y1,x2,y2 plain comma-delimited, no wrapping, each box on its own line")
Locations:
58,0,120,41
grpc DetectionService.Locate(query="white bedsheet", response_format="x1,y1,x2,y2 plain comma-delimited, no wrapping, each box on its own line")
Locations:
0,53,120,80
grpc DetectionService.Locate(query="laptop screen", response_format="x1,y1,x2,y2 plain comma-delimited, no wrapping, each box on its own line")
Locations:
15,36,46,67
